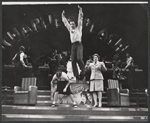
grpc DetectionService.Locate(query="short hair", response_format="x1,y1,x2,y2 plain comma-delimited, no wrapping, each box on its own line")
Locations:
68,16,75,22
126,52,129,55
56,71,62,78
92,53,100,60
19,46,25,52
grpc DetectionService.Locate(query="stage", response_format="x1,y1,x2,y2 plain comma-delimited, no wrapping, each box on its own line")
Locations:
2,105,148,121
2,86,148,121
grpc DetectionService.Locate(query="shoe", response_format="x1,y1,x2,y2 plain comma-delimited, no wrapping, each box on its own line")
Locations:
51,104,56,107
93,104,98,107
73,102,77,108
98,102,102,107
82,77,86,82
51,102,56,107
73,105,78,108
80,71,85,80
76,76,80,83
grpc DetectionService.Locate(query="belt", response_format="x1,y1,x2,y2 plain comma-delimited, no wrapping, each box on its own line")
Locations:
72,41,81,44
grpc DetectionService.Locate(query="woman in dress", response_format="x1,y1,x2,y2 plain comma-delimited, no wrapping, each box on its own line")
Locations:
87,54,107,107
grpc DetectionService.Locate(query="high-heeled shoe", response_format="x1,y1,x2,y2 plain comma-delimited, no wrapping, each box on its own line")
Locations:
93,104,98,107
98,103,102,107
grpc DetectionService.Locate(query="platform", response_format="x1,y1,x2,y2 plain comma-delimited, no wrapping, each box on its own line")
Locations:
2,105,148,121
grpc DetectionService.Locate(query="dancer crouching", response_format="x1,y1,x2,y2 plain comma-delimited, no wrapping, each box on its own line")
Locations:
51,71,77,107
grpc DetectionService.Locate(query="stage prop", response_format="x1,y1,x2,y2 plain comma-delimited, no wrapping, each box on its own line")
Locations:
129,89,148,107
51,81,93,105
14,77,37,105
107,79,129,106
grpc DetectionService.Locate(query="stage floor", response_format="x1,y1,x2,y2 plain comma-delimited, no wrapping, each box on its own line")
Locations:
2,105,148,121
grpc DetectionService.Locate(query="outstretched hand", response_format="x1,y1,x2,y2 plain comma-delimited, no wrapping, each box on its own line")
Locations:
63,88,67,92
78,5,82,10
62,10,65,16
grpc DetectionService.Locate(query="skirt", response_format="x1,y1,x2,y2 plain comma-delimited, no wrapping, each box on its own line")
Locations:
90,79,104,92
56,81,72,95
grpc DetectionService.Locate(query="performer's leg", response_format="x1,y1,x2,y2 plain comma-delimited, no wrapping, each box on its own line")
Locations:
52,91,59,104
71,44,79,81
98,91,102,107
76,43,85,78
69,94,77,106
93,92,98,107
51,84,56,101
15,63,23,86
128,67,135,90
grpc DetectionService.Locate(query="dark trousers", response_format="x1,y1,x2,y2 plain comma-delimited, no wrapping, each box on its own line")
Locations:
15,62,27,86
128,67,135,90
71,42,84,77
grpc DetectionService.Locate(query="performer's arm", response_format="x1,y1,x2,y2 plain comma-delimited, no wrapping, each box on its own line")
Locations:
85,60,91,71
50,75,57,100
12,53,17,64
63,73,70,92
100,62,107,71
20,53,27,67
51,74,57,88
61,10,71,31
77,5,83,30
12,54,17,61
125,57,133,70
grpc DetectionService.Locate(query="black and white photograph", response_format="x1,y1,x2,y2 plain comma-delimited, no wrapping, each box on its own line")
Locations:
1,1,148,121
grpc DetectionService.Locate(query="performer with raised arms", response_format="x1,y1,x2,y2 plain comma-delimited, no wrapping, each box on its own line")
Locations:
62,5,84,83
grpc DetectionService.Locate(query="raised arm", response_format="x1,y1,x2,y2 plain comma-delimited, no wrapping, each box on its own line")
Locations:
62,73,70,92
61,10,70,31
125,57,133,70
77,5,83,30
100,62,107,71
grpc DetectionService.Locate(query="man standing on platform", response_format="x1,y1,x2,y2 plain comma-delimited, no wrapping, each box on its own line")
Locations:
124,53,135,90
62,5,84,83
12,46,28,86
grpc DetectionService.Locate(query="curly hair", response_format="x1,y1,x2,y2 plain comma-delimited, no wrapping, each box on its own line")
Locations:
19,46,25,52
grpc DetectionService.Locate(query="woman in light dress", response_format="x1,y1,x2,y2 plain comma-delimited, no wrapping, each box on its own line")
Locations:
86,54,107,107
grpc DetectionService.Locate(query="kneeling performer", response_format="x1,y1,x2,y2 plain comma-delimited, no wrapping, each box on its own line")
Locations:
51,71,77,107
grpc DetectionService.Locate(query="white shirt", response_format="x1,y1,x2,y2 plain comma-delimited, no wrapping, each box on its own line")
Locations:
20,52,27,61
62,9,83,43
52,72,69,82
69,28,82,43
126,56,133,67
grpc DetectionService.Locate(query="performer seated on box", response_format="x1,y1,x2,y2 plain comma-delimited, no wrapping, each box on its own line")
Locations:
50,71,77,107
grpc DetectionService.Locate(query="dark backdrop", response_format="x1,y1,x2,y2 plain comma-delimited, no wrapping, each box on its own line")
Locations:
2,4,148,87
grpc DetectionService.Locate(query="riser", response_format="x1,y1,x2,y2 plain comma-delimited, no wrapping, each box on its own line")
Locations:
3,102,146,107
37,90,107,95
36,103,109,107
2,118,148,121
2,101,147,107
2,109,148,116
36,100,108,104
37,96,51,101
37,97,108,101
2,115,148,121
37,91,51,95
2,97,147,103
